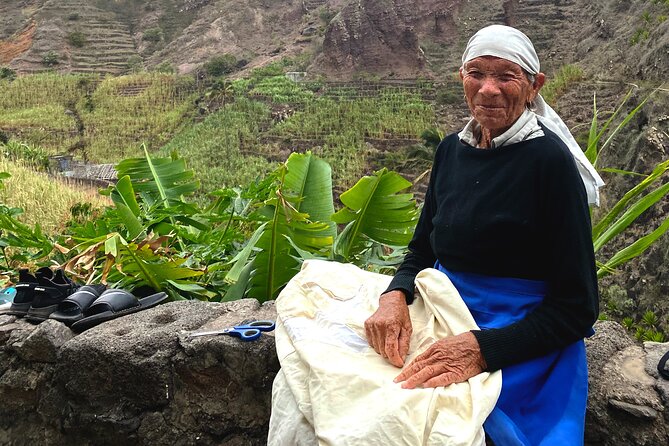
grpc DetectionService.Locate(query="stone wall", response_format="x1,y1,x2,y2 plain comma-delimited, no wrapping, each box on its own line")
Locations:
0,300,667,445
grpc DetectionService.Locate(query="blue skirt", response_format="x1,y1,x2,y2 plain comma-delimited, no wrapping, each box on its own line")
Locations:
436,263,589,446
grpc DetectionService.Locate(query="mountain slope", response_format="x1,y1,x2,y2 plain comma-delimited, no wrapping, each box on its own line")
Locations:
0,0,667,82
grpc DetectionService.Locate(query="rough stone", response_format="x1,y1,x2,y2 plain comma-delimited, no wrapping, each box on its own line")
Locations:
609,399,659,420
585,321,669,445
0,299,279,445
0,306,667,445
11,319,73,362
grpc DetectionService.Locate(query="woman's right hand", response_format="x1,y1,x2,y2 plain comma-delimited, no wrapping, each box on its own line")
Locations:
364,290,413,368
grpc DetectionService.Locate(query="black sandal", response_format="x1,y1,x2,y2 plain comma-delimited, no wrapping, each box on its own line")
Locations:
658,350,669,380
49,284,107,326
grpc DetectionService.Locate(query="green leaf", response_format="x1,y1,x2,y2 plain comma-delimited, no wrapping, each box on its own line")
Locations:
115,203,144,240
115,145,199,207
225,221,267,283
284,151,336,239
599,168,646,177
333,169,418,261
222,261,253,302
112,175,141,216
584,93,598,164
592,159,669,239
594,181,669,252
598,218,669,278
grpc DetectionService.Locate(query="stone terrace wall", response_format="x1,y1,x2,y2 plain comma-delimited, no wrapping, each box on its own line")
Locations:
0,300,667,445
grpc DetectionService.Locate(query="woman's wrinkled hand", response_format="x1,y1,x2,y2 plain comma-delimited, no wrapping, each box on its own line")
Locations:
394,332,487,389
364,290,413,368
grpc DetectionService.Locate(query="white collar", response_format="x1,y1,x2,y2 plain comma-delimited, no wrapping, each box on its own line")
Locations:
458,109,543,149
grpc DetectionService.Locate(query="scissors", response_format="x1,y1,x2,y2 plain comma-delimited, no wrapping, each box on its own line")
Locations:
188,320,276,341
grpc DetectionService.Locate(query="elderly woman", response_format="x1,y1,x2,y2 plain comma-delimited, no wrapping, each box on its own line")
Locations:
365,25,603,444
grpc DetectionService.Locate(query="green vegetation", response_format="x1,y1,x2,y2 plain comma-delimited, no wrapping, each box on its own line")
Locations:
204,54,238,77
621,310,667,342
0,140,50,171
127,55,144,73
0,72,198,160
0,159,109,234
541,64,583,105
586,88,669,280
0,67,16,81
0,150,417,302
153,61,175,74
41,51,59,67
631,3,669,45
159,97,274,192
143,27,163,43
67,31,87,48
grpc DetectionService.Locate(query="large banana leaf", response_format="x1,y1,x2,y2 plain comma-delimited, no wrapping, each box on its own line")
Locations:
244,193,332,302
115,145,199,207
284,152,336,239
332,168,418,262
110,175,144,240
225,157,334,302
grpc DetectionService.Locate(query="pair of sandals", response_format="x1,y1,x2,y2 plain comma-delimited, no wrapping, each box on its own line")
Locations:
50,285,167,333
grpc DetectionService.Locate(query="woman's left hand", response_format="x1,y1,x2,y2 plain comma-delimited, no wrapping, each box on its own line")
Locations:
394,332,487,389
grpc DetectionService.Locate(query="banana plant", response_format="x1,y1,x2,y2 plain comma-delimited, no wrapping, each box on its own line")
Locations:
332,168,419,262
225,152,334,302
586,88,669,278
225,152,419,302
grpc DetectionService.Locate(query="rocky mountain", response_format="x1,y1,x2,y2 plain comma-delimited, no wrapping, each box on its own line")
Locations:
0,0,667,82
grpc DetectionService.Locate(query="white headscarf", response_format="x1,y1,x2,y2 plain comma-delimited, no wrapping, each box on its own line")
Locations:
462,25,604,206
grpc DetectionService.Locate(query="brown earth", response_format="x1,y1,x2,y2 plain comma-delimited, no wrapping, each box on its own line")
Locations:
0,20,36,65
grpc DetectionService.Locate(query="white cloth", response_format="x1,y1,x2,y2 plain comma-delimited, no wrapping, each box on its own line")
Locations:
461,24,605,206
268,260,502,446
458,109,543,148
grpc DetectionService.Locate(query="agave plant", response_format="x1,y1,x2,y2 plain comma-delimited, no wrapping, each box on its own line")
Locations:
586,87,669,278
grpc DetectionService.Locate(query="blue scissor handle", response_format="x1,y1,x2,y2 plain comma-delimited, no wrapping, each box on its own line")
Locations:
224,320,275,342
225,327,262,341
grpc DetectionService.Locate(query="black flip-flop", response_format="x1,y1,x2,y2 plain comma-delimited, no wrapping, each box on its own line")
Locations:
49,284,107,326
71,289,168,333
658,350,669,380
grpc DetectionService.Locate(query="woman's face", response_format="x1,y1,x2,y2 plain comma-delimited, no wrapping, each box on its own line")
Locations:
459,56,545,135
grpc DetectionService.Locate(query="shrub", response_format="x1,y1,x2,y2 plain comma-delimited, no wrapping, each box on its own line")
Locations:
630,27,650,45
319,7,337,24
541,64,583,105
67,31,87,48
143,27,163,43
126,55,144,73
153,61,175,74
204,54,238,77
41,51,59,67
0,67,16,81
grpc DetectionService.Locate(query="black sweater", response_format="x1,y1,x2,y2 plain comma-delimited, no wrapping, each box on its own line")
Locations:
386,128,599,372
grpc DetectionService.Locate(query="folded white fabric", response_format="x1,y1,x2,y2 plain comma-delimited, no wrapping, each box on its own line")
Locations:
268,260,502,446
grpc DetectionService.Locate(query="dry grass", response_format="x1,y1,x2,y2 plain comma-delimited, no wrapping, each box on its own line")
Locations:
0,159,110,234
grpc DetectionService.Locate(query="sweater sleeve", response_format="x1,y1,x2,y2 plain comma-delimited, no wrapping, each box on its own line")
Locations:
472,143,599,371
383,142,442,304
